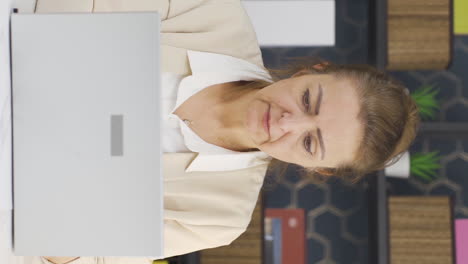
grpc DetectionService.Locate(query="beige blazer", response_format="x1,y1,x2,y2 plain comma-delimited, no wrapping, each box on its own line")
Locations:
19,0,270,263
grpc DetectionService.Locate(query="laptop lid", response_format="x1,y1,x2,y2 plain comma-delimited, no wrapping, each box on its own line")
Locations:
11,12,162,257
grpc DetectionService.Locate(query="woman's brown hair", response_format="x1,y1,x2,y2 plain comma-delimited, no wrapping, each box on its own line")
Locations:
243,57,420,184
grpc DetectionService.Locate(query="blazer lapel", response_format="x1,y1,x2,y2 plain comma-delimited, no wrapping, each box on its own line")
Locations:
161,45,192,76
162,152,199,175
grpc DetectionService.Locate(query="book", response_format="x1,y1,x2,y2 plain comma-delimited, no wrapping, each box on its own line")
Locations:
264,217,282,264
456,219,468,264
265,209,305,264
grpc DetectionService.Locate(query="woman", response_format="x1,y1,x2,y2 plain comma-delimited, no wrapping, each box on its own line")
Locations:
29,0,419,263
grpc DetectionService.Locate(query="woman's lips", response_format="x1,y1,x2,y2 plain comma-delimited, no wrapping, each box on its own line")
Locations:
263,104,270,138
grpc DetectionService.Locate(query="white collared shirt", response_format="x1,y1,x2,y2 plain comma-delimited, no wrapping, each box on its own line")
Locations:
161,50,273,172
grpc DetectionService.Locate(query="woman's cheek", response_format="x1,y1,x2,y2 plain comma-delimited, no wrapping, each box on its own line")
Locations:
258,143,274,157
260,141,288,161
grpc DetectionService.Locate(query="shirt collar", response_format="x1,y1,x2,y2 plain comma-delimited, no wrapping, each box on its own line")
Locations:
174,50,274,172
187,50,273,82
171,50,273,113
186,152,272,172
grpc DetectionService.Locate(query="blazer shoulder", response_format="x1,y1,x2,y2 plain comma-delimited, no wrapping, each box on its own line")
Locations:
162,0,265,71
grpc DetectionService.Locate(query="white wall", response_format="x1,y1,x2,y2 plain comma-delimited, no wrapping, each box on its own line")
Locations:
241,0,335,47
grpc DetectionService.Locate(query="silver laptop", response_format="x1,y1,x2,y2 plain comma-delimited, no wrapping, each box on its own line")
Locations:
10,11,163,257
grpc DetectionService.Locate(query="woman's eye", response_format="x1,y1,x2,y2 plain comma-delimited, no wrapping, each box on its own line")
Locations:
304,134,312,153
303,88,311,112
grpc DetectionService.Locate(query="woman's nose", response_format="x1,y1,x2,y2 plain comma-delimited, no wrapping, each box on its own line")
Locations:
278,112,316,134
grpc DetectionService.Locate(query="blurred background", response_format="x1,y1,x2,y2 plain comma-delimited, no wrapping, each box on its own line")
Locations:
259,0,468,263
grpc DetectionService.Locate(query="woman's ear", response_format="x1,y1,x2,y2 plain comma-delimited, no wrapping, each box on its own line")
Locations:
312,62,330,70
291,69,312,78
314,167,335,177
291,62,330,78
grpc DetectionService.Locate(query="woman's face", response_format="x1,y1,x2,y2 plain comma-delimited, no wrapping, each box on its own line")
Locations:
245,73,363,169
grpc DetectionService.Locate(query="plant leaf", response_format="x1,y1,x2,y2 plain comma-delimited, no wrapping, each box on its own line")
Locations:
411,84,440,121
411,165,431,177
411,167,432,181
410,151,441,181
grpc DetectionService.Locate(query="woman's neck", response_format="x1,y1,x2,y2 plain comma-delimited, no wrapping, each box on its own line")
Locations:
209,81,259,151
173,80,259,152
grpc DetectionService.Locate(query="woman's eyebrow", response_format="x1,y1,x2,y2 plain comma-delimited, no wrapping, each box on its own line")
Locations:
315,84,325,160
317,128,325,160
315,83,323,115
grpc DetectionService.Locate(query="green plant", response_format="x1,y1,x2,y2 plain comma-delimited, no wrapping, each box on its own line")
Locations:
410,84,440,120
410,151,442,181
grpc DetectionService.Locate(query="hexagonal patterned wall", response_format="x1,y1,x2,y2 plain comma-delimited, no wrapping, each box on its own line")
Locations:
260,0,468,263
